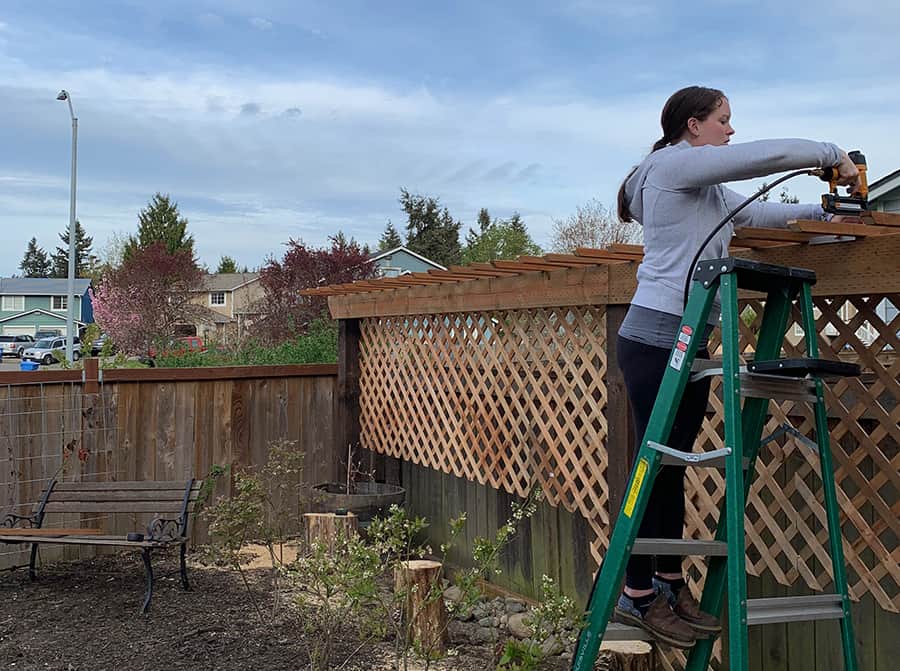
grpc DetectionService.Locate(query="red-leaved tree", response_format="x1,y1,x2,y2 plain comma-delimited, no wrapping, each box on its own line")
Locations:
91,242,203,354
257,235,375,343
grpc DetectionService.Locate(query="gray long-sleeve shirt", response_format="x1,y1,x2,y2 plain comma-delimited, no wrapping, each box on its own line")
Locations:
623,138,843,320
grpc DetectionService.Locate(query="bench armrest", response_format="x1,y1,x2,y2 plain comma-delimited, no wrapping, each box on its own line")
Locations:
2,513,40,529
146,516,185,542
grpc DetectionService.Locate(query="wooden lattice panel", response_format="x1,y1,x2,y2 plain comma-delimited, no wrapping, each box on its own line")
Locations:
686,294,899,613
359,307,612,563
358,294,898,617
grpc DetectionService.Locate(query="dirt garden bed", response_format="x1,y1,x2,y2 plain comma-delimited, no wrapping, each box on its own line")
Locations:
0,551,575,671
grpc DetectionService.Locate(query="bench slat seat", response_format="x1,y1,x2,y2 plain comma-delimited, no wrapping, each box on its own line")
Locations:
51,481,202,491
43,502,196,513
0,534,185,547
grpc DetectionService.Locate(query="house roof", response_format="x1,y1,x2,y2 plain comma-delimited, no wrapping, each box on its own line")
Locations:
869,168,900,201
368,246,446,271
0,278,92,295
0,308,86,325
200,272,260,292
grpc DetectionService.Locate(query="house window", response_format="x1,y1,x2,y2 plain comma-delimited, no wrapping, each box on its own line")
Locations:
209,291,226,306
51,295,68,311
1,296,24,312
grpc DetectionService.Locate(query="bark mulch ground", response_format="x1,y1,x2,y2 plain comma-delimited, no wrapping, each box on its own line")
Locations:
0,552,568,671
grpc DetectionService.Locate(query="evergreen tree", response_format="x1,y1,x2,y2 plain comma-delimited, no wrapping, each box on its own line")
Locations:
51,220,96,278
125,193,195,260
399,189,461,267
462,215,542,264
477,208,491,233
19,237,51,277
378,221,403,251
216,255,238,273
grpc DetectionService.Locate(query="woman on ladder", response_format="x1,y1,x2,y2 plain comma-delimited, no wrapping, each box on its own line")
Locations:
613,85,860,648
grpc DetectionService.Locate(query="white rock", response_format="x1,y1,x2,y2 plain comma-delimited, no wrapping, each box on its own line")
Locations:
507,612,533,638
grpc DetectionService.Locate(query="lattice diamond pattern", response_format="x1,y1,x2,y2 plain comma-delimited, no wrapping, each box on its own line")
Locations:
358,294,898,616
359,307,611,562
686,295,899,612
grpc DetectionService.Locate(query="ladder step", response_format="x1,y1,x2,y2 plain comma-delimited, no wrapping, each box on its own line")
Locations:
632,538,728,556
740,372,818,402
690,361,819,402
604,623,654,642
748,358,861,379
746,594,845,625
661,452,749,469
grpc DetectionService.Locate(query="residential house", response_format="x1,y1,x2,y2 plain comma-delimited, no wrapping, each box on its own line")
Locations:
0,278,93,337
869,168,900,213
369,246,445,278
187,272,263,343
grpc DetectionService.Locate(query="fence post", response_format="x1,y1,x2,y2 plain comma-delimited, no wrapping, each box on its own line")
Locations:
335,318,362,483
605,304,635,525
83,356,100,395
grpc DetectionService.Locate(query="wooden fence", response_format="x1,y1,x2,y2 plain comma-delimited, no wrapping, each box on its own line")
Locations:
0,364,338,570
321,232,899,671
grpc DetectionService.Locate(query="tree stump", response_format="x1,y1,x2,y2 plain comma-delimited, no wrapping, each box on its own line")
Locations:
303,512,358,553
394,559,449,656
596,640,654,671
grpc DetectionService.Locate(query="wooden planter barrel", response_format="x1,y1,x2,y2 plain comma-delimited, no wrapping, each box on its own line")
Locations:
310,482,405,524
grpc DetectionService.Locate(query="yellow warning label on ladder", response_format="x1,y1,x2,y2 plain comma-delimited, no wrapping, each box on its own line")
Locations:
623,458,648,518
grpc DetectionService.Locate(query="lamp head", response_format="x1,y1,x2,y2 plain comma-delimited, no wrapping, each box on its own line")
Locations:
56,90,68,101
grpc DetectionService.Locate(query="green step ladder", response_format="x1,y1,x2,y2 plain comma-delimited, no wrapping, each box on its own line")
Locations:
571,257,860,671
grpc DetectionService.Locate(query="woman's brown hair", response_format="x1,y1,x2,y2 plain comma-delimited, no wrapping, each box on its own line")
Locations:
617,86,726,222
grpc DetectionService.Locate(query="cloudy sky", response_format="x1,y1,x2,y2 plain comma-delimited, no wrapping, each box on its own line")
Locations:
1,0,898,273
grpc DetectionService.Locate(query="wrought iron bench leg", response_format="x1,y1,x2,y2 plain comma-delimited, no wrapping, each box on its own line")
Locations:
179,543,191,591
141,548,154,614
29,544,38,581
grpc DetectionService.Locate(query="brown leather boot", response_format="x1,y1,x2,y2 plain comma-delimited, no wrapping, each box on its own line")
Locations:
673,587,722,636
614,593,696,649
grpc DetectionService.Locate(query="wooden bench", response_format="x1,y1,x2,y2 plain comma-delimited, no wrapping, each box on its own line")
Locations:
0,479,202,613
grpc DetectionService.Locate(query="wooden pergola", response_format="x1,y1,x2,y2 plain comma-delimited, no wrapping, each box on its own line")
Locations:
315,215,899,669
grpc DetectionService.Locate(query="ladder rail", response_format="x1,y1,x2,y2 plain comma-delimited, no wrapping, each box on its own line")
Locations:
570,275,719,671
800,282,858,671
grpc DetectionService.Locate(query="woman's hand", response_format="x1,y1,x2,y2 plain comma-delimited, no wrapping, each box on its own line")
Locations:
835,151,862,192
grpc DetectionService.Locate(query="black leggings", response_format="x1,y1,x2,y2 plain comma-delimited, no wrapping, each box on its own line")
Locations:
616,334,711,591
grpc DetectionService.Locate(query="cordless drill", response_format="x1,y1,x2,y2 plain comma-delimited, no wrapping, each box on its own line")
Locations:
818,150,869,215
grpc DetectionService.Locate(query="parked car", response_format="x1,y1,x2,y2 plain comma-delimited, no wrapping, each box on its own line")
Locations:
22,337,81,365
0,334,35,358
90,333,116,356
34,329,62,340
146,336,206,360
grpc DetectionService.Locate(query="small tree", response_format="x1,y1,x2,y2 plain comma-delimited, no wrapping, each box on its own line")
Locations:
399,189,462,267
19,237,51,277
51,220,96,278
462,214,542,264
91,242,203,354
124,192,195,260
257,234,375,343
550,198,642,252
378,221,403,251
216,255,238,273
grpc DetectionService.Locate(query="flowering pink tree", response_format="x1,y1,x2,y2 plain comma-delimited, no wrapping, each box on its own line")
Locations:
91,242,203,354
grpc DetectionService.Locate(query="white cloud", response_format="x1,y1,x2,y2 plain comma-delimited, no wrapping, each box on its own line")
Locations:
250,17,273,30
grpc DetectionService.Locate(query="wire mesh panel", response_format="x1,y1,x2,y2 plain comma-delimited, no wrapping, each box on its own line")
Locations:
0,382,119,568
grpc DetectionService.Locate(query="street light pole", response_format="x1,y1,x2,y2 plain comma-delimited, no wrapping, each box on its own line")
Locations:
57,90,77,362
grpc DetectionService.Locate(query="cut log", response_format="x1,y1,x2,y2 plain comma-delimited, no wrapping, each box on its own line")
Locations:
597,640,654,671
302,512,358,553
394,559,448,656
